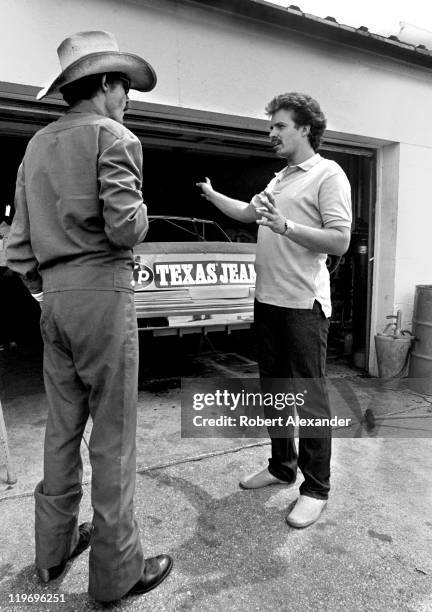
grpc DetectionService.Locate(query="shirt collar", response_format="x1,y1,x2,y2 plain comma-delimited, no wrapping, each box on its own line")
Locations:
297,153,322,171
275,153,322,179
65,99,105,116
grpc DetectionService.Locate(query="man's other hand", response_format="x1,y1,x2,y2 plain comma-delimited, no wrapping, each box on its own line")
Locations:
255,190,286,234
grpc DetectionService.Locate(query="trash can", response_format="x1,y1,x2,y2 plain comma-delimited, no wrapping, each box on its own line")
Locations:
374,335,413,379
409,285,432,394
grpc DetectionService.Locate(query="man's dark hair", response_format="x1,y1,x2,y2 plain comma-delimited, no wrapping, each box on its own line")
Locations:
265,92,327,152
60,72,129,106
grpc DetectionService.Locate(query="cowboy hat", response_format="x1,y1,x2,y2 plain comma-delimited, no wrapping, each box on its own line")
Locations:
36,30,156,100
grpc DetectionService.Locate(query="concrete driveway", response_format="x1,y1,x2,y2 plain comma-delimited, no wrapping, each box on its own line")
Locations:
0,343,431,611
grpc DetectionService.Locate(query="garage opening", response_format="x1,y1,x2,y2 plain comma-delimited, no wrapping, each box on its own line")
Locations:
137,141,374,368
0,89,375,369
0,134,42,351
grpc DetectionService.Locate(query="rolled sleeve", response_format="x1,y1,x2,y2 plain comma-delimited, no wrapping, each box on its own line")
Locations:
98,133,148,248
318,171,352,229
6,162,43,293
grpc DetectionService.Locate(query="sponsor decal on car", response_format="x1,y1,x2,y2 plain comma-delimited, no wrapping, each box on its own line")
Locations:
133,263,154,288
134,260,256,288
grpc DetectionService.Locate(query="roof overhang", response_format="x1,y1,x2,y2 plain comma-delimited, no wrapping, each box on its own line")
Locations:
0,81,387,154
189,0,432,69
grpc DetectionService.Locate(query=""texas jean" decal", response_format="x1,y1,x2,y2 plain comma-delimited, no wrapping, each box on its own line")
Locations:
134,260,256,288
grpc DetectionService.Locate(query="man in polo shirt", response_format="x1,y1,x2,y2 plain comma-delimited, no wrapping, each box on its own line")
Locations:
196,92,351,528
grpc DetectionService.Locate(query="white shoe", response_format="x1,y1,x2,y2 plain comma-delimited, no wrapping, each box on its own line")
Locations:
286,495,327,528
239,467,289,489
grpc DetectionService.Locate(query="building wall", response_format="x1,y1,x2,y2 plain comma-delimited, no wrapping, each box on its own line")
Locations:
394,144,432,325
2,0,432,146
2,0,432,373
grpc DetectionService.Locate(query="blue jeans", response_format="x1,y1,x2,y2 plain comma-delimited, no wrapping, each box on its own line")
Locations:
254,299,331,500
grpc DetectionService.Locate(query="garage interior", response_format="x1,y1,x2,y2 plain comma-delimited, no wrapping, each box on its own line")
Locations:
0,90,375,373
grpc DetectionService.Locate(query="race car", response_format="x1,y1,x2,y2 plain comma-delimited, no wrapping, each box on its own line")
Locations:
133,216,256,335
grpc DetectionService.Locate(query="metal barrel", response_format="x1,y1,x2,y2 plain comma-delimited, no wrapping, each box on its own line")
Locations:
409,285,432,394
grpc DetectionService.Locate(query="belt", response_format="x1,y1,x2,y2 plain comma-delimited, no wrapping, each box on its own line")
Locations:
42,265,134,293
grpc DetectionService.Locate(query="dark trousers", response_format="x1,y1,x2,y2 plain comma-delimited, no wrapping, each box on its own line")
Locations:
254,299,331,500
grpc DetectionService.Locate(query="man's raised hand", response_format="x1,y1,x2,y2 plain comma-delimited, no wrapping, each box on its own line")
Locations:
196,177,214,201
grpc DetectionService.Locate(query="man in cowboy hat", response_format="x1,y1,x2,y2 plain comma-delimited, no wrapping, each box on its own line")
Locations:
7,31,173,602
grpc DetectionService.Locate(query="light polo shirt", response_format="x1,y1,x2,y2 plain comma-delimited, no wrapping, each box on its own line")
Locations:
251,153,352,317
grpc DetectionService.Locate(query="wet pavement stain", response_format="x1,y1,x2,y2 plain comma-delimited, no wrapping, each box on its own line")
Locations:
143,469,292,607
368,529,393,543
